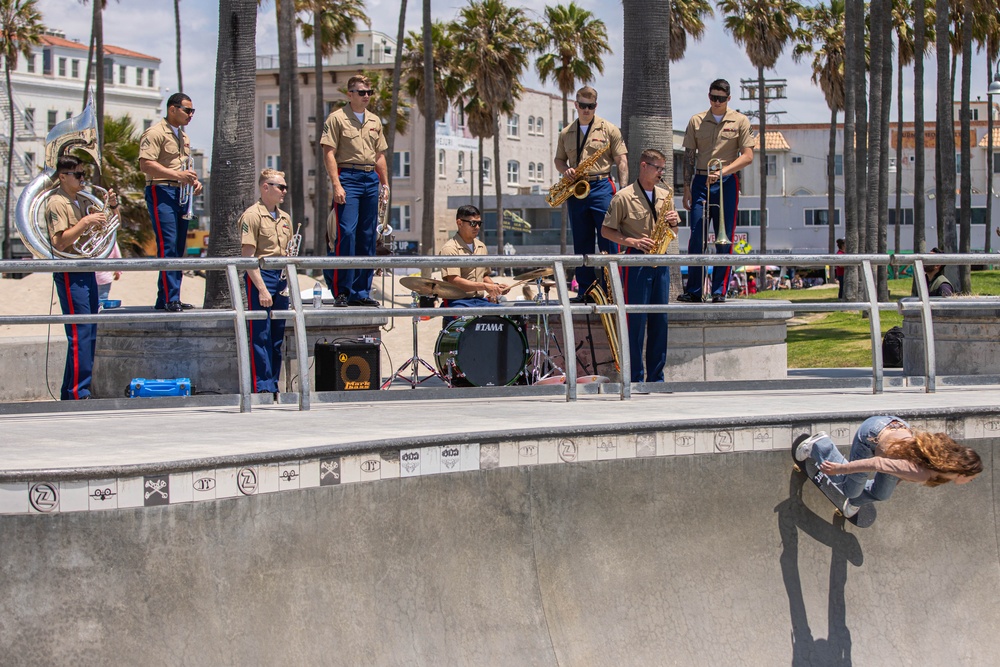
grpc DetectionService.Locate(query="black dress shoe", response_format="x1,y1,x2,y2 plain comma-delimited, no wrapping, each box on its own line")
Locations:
358,297,381,307
569,295,587,304
180,302,195,310
677,292,703,303
334,294,349,307
712,294,726,303
166,301,184,312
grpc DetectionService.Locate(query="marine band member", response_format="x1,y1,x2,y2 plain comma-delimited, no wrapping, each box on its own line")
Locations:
439,205,504,324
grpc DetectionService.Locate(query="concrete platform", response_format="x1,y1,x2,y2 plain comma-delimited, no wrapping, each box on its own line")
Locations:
2,386,999,664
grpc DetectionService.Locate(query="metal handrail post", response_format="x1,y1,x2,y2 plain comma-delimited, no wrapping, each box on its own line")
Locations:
910,259,937,392
860,260,883,394
607,259,631,400
552,260,577,401
226,264,253,412
284,263,311,410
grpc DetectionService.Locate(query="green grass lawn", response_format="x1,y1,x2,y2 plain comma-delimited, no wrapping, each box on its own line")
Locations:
737,270,1000,368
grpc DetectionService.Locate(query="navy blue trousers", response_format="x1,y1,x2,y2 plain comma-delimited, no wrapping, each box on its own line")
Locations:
567,177,618,290
146,184,188,307
686,173,739,297
54,271,98,400
245,269,288,393
325,168,379,301
620,256,669,383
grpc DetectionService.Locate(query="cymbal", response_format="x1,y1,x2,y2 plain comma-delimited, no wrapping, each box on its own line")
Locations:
399,276,469,299
513,267,554,281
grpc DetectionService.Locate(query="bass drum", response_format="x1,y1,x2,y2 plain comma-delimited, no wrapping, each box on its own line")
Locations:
435,315,528,387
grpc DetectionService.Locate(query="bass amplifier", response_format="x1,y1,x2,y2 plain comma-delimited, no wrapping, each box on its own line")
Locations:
128,378,192,398
315,340,380,391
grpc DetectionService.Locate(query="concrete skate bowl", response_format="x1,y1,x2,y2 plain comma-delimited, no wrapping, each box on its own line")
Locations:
1,434,997,666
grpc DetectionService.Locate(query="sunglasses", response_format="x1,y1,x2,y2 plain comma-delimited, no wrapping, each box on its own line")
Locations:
62,171,87,180
644,163,666,172
266,182,288,191
351,89,374,97
576,102,597,110
709,95,728,104
459,218,483,227
174,106,196,115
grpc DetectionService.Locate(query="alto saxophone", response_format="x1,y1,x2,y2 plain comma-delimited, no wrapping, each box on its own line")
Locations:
546,142,611,208
648,183,677,255
585,258,622,374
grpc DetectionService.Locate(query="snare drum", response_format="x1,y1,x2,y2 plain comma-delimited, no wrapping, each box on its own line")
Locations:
435,315,529,387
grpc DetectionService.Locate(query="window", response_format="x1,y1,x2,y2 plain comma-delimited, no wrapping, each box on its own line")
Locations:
143,119,152,131
390,204,411,232
24,108,34,132
506,160,520,184
136,67,143,86
888,157,897,172
804,209,841,226
265,103,278,130
536,163,543,182
58,57,66,77
507,114,519,138
26,55,35,73
536,118,543,136
356,44,364,58
765,154,776,176
888,208,914,226
457,107,465,128
527,116,535,135
994,152,1000,174
457,151,465,178
65,111,71,120
266,154,281,170
956,153,961,173
24,152,35,172
393,151,410,178
437,149,446,178
953,207,988,225
42,49,51,75
557,120,565,132
737,209,760,227
147,69,154,87
71,59,79,78
833,154,844,176
482,157,492,183
119,65,126,84
47,110,57,131
791,156,802,164
528,162,536,182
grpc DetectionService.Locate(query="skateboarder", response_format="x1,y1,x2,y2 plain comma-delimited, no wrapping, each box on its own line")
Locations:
794,416,982,518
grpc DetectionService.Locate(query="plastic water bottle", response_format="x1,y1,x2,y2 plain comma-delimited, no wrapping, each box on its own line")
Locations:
313,281,323,308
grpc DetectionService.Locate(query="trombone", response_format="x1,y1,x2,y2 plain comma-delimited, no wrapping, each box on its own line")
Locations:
704,158,731,252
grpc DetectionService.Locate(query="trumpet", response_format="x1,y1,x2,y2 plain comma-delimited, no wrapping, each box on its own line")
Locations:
546,142,610,207
179,156,195,220
286,221,302,257
706,158,730,248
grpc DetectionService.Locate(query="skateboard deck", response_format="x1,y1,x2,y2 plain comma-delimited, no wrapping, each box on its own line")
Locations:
791,433,877,528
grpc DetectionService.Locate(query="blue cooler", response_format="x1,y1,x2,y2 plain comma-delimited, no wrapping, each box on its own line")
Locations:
128,378,192,398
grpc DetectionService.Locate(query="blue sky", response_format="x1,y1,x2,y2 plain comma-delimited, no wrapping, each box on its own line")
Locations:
35,0,995,165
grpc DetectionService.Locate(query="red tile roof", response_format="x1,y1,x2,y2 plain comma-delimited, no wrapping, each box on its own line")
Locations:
39,34,160,63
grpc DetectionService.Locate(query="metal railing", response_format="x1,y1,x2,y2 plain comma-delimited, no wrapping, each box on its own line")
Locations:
1,252,996,412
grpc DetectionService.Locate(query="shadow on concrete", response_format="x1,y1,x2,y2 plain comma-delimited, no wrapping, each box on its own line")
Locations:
776,470,863,667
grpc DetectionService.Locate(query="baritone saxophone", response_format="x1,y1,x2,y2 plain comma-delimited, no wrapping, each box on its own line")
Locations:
545,142,611,207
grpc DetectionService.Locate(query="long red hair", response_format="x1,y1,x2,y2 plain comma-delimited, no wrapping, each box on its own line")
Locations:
882,431,983,487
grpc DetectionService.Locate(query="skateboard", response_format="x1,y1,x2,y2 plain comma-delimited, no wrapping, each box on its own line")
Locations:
791,433,877,528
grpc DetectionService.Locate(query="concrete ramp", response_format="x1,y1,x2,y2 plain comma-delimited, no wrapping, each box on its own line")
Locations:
2,442,997,665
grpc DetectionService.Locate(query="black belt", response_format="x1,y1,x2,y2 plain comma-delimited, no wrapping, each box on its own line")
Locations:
341,164,376,172
695,168,726,175
148,180,182,187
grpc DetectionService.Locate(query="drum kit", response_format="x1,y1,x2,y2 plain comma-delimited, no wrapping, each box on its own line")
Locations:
381,269,567,389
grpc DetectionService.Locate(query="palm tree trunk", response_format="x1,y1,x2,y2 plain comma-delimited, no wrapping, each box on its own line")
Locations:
277,0,293,207
3,64,14,260
757,65,767,252
936,0,956,255
827,106,837,258
854,9,868,255
958,4,972,291
82,32,94,107
421,0,436,260
987,38,996,255
493,117,503,253
559,91,568,254
843,0,861,299
477,136,484,215
913,0,926,253
876,6,892,300
385,0,408,242
175,0,183,92
621,0,672,180
204,0,257,308
313,11,328,257
92,0,105,185
894,52,903,253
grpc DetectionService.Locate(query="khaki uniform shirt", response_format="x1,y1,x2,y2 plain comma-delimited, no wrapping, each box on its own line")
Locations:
439,233,488,298
555,116,626,175
603,182,670,240
45,187,86,244
139,118,191,182
240,200,294,258
320,106,388,166
682,108,753,170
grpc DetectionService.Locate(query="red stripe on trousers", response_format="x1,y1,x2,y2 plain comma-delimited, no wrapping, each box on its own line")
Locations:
62,273,81,400
151,186,170,299
245,274,260,392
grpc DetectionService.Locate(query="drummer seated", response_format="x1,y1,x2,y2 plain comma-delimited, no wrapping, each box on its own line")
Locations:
439,205,503,324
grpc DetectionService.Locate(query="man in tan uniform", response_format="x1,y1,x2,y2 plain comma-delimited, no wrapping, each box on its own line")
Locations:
240,169,294,395
139,92,201,312
438,205,504,324
601,149,680,383
679,79,754,303
554,85,628,299
320,74,389,307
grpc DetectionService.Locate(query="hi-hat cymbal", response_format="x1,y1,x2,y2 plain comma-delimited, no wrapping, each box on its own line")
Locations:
399,276,469,299
513,267,554,281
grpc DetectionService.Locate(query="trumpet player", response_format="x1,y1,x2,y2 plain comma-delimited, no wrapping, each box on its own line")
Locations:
240,169,295,395
601,149,679,384
46,155,118,400
554,86,628,301
679,79,753,303
139,92,201,313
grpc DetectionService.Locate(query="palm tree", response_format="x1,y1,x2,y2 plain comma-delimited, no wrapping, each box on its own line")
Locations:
913,0,930,253
174,0,183,92
455,0,539,254
622,0,672,181
386,0,406,226
204,0,258,308
935,0,956,255
794,0,845,256
535,2,609,253
421,0,434,259
718,0,803,252
0,0,43,260
101,114,153,256
957,0,973,291
403,21,466,119
865,0,891,297
669,0,715,62
463,93,495,214
978,2,999,254
272,0,303,252
300,0,370,255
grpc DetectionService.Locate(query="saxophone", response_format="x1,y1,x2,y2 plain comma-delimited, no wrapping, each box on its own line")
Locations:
546,142,611,207
585,259,621,374
648,183,678,255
